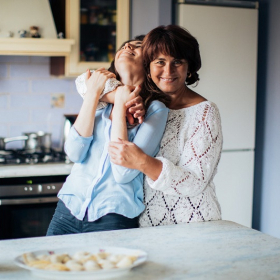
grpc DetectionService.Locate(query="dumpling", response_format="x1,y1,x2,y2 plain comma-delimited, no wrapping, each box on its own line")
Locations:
116,256,135,268
83,260,101,271
98,259,115,269
45,263,69,271
65,260,84,271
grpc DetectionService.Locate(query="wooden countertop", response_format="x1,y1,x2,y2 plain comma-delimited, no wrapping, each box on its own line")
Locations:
0,220,280,279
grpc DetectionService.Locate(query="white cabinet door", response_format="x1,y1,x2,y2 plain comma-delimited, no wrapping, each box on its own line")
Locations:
178,4,258,150
214,151,255,227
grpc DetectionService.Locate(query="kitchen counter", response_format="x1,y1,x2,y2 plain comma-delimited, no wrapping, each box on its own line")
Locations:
0,220,280,279
0,163,73,178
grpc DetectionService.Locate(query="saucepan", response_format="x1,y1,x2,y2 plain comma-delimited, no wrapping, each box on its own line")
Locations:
0,132,52,152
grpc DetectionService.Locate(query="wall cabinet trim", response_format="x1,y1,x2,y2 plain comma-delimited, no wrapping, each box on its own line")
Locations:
0,38,74,56
64,0,130,77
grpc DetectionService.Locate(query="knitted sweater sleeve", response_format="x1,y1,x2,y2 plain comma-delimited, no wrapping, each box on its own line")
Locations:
75,71,121,109
146,103,223,197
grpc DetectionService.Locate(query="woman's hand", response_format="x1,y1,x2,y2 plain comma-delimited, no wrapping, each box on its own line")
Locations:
125,95,145,124
109,139,146,170
109,138,163,180
114,85,144,124
85,68,116,98
115,85,141,106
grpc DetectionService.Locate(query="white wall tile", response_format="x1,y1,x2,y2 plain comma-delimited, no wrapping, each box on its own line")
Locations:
10,64,50,78
0,56,30,63
0,94,9,108
10,94,50,108
0,64,8,77
31,78,73,93
1,109,30,123
1,57,81,148
0,79,29,93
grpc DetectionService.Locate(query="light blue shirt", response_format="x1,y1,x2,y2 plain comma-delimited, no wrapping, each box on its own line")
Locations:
58,101,169,221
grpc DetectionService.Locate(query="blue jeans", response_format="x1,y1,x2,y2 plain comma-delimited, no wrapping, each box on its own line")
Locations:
46,200,139,236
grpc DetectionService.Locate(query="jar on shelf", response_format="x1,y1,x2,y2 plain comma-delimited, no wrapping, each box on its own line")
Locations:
107,44,114,62
80,8,88,24
111,10,117,24
89,6,98,24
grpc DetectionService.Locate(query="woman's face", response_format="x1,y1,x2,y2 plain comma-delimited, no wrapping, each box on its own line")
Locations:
149,53,189,94
115,40,144,74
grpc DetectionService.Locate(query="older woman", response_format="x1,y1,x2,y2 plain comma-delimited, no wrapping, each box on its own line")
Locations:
109,25,223,226
46,36,169,235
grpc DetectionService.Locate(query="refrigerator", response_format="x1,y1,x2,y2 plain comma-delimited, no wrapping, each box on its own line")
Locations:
177,1,258,227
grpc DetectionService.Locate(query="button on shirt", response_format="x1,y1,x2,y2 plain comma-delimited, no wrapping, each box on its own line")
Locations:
58,101,169,222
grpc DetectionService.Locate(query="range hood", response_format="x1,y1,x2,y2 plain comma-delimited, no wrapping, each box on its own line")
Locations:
0,0,74,56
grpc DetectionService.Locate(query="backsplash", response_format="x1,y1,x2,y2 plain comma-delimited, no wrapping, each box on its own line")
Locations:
0,56,82,150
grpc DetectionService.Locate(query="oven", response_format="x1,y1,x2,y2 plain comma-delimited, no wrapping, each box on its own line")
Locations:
0,149,72,240
0,174,68,240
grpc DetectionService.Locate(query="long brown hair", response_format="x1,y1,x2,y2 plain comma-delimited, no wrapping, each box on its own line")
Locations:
142,25,202,94
108,35,170,110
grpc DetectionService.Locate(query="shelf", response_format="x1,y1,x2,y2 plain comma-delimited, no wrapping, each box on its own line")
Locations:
0,38,75,56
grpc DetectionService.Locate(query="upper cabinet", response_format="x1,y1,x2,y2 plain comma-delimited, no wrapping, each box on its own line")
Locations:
0,0,74,57
64,0,130,77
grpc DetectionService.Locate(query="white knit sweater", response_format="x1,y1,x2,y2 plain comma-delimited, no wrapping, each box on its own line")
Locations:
139,101,223,227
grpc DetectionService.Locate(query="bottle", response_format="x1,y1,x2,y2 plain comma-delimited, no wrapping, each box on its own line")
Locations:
107,44,114,62
89,6,98,24
80,8,88,24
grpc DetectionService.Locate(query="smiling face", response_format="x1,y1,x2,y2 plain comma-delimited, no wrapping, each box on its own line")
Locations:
115,40,144,74
150,54,189,95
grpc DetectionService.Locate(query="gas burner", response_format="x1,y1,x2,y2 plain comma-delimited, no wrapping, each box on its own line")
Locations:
0,149,67,165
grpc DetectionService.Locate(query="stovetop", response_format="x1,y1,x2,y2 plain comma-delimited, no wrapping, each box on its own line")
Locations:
0,149,68,165
0,149,74,179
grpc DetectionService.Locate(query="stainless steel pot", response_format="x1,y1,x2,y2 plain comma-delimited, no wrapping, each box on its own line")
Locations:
0,136,28,150
37,131,52,153
0,132,52,152
22,132,39,153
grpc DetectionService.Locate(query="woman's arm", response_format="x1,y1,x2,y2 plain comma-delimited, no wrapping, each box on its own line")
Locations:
111,85,141,142
101,91,145,124
76,70,145,125
109,101,169,184
109,141,162,179
74,69,115,136
109,103,223,196
65,69,115,162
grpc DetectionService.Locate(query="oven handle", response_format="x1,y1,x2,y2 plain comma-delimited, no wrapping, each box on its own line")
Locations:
0,197,58,205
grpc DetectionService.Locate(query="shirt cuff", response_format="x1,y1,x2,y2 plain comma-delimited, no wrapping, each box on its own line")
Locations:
145,157,171,192
69,126,93,142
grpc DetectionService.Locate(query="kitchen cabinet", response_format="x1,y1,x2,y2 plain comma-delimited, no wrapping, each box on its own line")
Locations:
0,0,74,57
0,38,74,56
62,0,130,77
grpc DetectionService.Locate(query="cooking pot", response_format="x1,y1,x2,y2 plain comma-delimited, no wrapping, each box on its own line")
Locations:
37,131,52,153
0,136,28,150
0,132,52,152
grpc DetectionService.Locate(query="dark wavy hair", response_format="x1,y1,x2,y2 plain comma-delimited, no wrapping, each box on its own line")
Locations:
142,25,201,94
108,35,170,110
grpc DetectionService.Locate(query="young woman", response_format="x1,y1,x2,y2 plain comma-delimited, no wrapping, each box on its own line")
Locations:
46,37,169,235
108,25,223,226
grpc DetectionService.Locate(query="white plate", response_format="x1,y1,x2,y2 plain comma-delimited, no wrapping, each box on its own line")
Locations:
14,246,147,280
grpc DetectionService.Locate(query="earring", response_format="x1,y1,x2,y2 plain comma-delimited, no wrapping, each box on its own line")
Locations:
187,72,191,78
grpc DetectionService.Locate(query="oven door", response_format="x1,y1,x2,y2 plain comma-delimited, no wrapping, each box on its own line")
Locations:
0,174,67,240
0,196,58,240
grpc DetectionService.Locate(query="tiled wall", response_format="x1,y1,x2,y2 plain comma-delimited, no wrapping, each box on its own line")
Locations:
0,56,82,150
